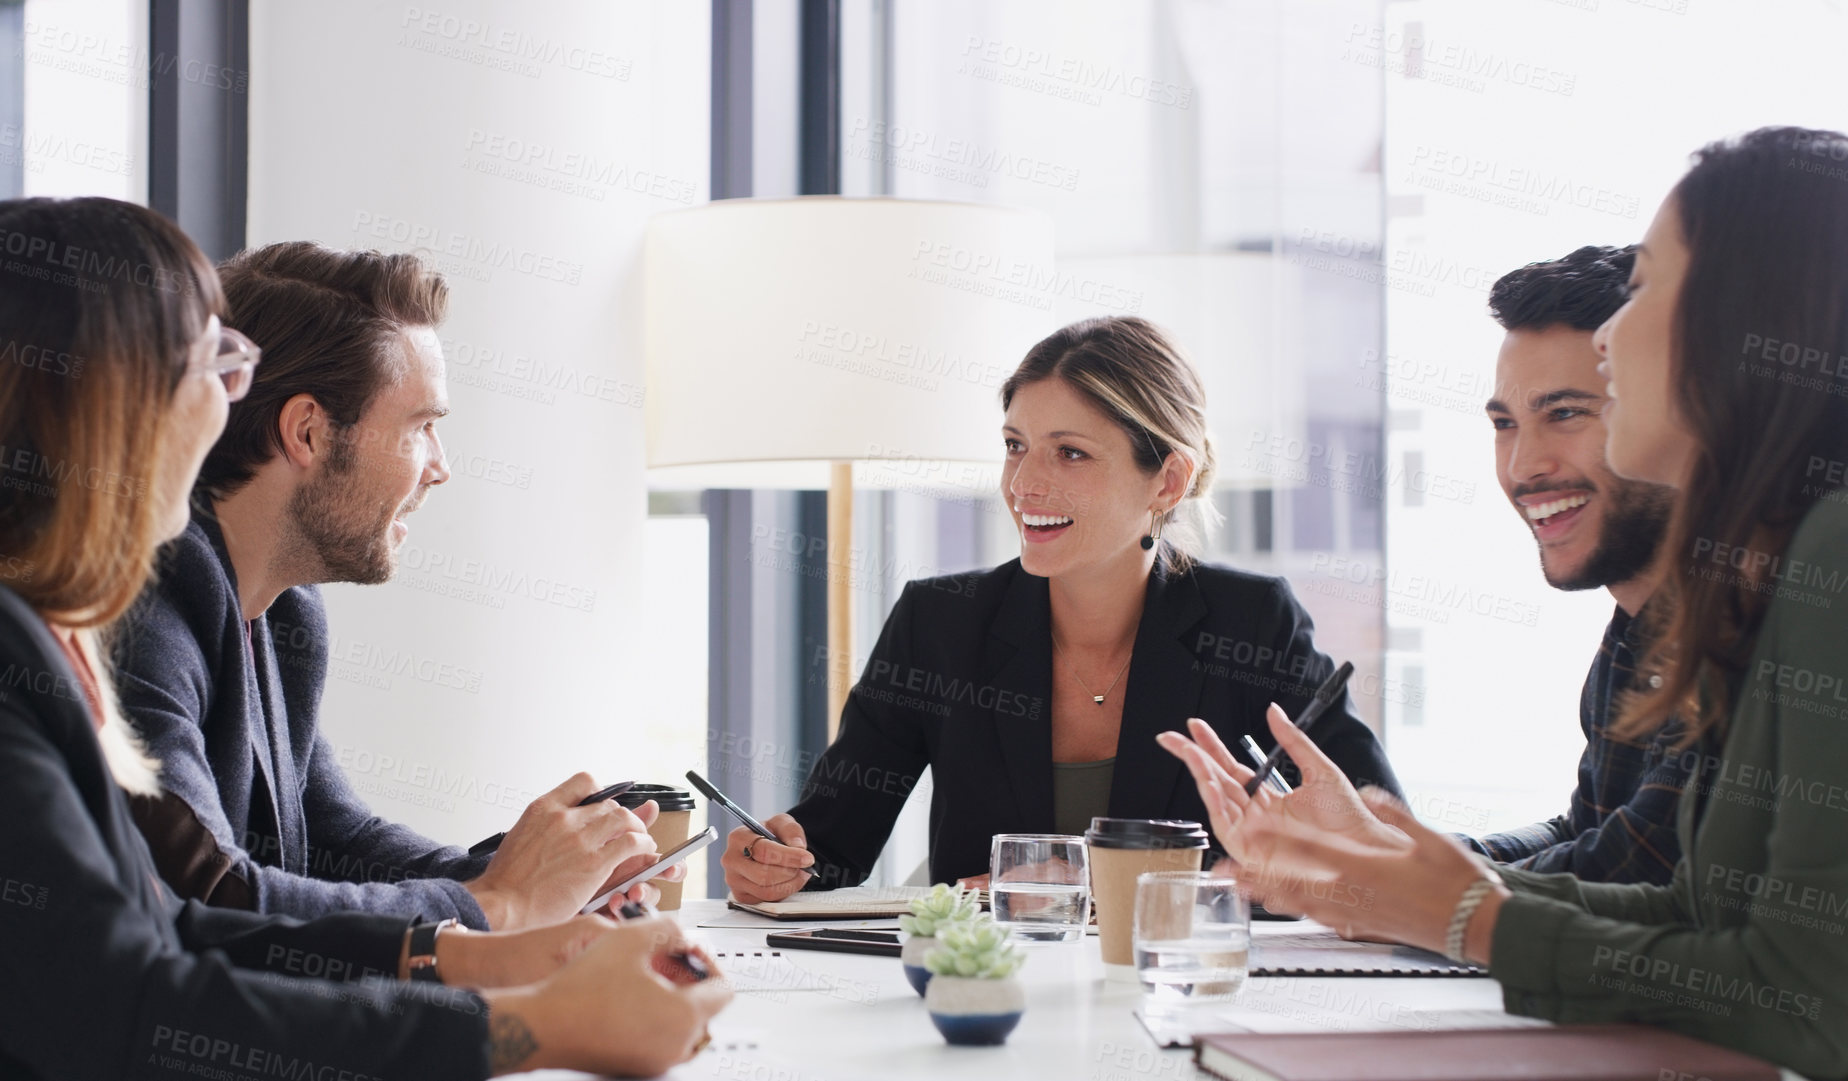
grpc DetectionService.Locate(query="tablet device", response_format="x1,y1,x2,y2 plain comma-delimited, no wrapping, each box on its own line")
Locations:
582,825,718,914
764,927,903,957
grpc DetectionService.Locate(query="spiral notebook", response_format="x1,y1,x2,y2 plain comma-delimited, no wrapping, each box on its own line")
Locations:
1251,930,1486,978
726,885,989,921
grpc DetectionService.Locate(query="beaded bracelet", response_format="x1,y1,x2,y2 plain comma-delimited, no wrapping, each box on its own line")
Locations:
1444,878,1496,963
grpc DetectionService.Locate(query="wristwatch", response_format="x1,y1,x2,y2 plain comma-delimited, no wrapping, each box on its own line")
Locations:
407,918,461,983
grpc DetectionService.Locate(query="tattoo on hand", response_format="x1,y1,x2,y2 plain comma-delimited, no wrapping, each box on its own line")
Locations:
488,1012,540,1074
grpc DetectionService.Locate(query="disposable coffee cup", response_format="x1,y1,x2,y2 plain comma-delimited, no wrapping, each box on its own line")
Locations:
617,784,697,911
1086,818,1209,966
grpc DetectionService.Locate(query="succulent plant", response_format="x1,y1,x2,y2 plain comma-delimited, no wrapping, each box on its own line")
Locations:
898,883,981,938
922,917,1025,980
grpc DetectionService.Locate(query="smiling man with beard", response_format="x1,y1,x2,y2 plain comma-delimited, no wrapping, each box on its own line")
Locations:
111,243,665,932
1469,244,1690,884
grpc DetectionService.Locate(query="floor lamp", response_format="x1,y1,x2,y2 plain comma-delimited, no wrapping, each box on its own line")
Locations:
645,196,1056,737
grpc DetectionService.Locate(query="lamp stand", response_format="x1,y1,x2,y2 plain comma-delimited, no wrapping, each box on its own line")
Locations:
826,461,854,740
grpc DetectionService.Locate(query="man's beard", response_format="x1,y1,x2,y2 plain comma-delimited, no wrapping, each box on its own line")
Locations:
286,434,402,586
1540,476,1674,592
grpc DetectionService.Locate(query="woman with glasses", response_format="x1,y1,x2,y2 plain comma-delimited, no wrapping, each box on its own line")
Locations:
0,196,730,1079
1161,127,1848,1078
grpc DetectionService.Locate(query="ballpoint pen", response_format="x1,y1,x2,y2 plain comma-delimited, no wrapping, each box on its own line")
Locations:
1241,734,1293,795
1243,662,1354,797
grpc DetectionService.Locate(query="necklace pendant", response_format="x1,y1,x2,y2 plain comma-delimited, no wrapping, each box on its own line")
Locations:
1093,694,1106,705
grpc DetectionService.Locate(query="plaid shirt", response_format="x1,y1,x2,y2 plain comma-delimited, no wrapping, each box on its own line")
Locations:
1463,604,1689,885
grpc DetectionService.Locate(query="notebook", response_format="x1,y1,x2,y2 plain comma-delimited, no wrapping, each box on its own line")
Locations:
1252,929,1485,977
1193,1026,1782,1081
726,885,990,921
1135,1004,1546,1049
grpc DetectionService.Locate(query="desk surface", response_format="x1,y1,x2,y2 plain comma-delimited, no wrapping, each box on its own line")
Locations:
522,899,1539,1080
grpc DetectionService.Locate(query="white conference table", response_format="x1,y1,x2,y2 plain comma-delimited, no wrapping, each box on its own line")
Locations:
523,898,1563,1081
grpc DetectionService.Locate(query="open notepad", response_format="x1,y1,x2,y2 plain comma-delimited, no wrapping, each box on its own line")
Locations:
726,885,990,921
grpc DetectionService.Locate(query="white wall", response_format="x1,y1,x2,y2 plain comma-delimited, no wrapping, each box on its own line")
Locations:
1380,1,1848,831
246,1,709,848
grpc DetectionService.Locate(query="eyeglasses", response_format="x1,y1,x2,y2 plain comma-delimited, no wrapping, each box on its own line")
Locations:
201,325,262,402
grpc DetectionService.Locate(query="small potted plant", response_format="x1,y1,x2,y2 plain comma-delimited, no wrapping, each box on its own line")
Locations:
898,882,982,996
922,918,1027,1046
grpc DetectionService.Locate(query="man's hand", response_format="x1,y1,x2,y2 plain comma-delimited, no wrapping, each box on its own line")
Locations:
465,773,658,930
719,813,814,904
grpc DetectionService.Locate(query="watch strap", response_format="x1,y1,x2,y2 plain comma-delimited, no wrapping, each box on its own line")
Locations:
407,918,458,983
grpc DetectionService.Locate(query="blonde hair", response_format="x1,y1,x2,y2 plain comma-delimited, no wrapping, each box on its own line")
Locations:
1001,316,1219,571
0,197,225,793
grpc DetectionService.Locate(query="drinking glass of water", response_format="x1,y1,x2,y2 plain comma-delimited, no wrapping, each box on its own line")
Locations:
1133,870,1250,999
989,834,1090,943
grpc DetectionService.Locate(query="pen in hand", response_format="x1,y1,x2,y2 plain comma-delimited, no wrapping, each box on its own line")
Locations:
467,780,637,856
684,770,818,879
617,900,710,982
1240,735,1292,795
1243,661,1354,797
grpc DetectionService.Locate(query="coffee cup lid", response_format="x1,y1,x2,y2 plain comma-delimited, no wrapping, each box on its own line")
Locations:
1084,817,1209,849
616,783,697,812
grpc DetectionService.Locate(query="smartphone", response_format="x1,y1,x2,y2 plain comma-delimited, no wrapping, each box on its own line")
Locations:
581,826,719,914
765,927,903,957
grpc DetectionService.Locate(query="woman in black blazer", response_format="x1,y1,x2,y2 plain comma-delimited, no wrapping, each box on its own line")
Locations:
0,197,727,1079
723,316,1400,900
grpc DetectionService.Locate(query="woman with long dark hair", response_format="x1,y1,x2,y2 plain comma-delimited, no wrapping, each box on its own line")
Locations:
1161,127,1848,1077
0,196,729,1079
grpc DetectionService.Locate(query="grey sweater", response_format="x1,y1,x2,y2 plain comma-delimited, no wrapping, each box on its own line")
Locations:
111,510,492,926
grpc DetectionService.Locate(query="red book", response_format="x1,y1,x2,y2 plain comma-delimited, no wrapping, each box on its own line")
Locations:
1194,1026,1782,1081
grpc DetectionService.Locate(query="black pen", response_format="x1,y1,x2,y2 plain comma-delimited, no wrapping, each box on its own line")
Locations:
684,769,817,878
467,780,637,856
1243,661,1354,797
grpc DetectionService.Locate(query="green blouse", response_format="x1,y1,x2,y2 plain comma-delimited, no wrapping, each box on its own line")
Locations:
1489,496,1848,1078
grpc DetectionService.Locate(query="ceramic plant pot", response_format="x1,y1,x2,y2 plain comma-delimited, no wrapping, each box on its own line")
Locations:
923,974,1026,1046
901,934,937,996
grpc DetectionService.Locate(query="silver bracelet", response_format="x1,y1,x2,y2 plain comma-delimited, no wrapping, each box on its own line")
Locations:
1444,878,1496,963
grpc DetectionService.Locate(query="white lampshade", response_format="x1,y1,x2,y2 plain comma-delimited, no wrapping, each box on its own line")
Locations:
645,197,1057,492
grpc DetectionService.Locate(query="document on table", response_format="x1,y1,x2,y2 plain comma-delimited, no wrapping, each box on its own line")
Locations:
1252,928,1486,977
708,949,880,999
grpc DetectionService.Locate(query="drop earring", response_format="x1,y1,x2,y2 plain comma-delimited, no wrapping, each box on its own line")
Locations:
1140,510,1162,551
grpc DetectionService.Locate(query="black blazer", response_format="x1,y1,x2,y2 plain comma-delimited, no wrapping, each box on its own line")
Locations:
0,586,488,1080
786,559,1402,888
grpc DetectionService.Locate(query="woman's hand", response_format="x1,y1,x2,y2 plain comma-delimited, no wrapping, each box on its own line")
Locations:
480,916,732,1077
437,913,623,990
1156,706,1407,862
719,814,814,904
1236,788,1509,962
954,874,991,891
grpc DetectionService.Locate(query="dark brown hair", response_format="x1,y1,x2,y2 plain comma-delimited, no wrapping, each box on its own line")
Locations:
1617,127,1848,745
200,242,448,496
1001,316,1217,571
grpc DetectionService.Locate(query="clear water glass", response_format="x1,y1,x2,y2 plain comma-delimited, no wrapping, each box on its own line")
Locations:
990,833,1090,943
1133,870,1250,999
